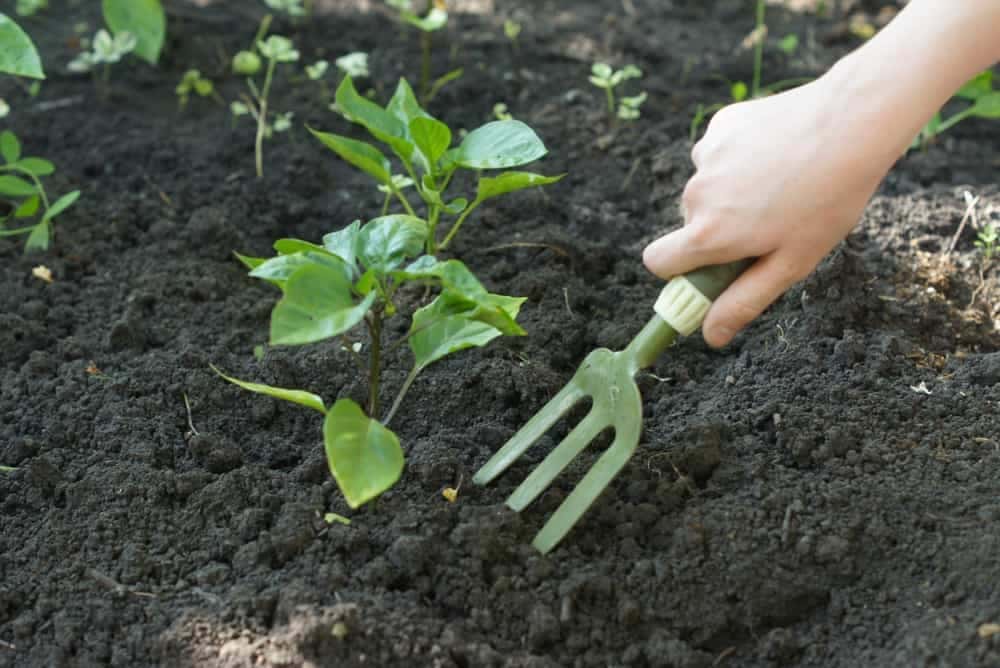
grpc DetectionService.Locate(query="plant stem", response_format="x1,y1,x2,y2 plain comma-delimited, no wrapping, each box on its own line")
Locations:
439,199,482,250
253,14,273,48
255,59,277,179
605,86,615,117
751,0,765,98
367,313,383,418
420,32,432,101
381,190,391,215
937,107,976,134
392,184,418,217
426,204,441,254
383,365,421,426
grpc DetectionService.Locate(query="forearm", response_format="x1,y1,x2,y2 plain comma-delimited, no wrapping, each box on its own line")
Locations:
825,0,1000,160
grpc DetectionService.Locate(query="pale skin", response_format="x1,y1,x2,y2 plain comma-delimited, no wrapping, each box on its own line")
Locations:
643,0,1000,348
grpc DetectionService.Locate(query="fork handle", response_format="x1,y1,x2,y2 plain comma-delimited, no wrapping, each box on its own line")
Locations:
654,259,754,336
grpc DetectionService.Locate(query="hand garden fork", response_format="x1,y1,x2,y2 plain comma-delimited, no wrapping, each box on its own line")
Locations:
473,260,752,554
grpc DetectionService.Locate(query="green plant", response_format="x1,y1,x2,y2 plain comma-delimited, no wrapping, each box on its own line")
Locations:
16,0,46,17
264,0,307,17
0,465,15,473
912,70,1000,149
504,19,521,51
588,63,646,121
385,0,460,103
976,220,998,261
492,102,512,121
0,12,44,79
232,17,300,178
689,0,810,141
100,0,166,65
218,215,526,508
312,76,563,254
175,69,220,109
0,130,81,253
67,28,137,95
335,51,369,79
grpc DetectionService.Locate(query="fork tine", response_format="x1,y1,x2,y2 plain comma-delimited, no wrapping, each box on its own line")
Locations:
506,409,604,512
531,428,641,554
472,382,586,486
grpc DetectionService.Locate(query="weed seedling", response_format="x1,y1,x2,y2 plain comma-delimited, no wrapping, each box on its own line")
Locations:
976,221,998,261
0,130,81,253
232,16,300,177
385,0,460,103
67,29,136,96
219,215,526,508
588,63,645,121
335,51,369,79
312,76,563,253
912,70,1000,149
175,69,221,110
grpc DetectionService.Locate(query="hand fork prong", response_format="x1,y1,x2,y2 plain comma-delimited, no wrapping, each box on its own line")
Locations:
471,381,586,486
506,409,605,512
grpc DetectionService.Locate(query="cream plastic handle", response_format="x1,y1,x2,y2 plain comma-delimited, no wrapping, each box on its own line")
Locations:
654,276,712,336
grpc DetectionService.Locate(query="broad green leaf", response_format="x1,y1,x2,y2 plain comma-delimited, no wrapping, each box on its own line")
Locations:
15,158,55,176
409,292,526,370
957,71,993,100
234,252,266,270
310,128,392,185
0,131,21,163
453,121,547,169
387,78,430,127
0,175,36,197
476,171,564,201
14,195,38,218
410,117,451,168
356,215,427,272
322,219,361,270
323,398,404,508
102,0,165,64
271,263,376,345
334,76,415,162
40,190,80,224
23,221,48,252
971,92,1000,119
211,364,327,414
443,197,468,215
0,13,44,79
273,238,328,255
250,251,351,287
393,257,488,297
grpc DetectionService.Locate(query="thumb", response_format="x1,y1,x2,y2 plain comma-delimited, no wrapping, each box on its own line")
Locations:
701,253,803,347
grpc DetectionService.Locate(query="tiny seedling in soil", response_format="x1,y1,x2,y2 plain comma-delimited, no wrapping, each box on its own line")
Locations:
16,0,46,17
175,69,221,110
218,214,526,508
504,19,521,51
976,221,998,261
689,0,811,141
312,76,563,254
385,0,461,103
231,16,300,178
336,51,370,79
588,63,646,121
0,130,81,253
912,70,1000,150
67,29,137,95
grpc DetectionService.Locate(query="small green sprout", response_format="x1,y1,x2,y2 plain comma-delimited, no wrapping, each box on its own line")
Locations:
976,221,998,261
335,51,369,79
219,215,526,509
175,69,219,110
0,130,81,253
67,29,136,96
263,0,306,17
618,92,647,121
232,16,300,178
16,0,46,17
385,0,458,102
312,76,563,254
589,63,644,120
913,70,1000,149
493,102,512,121
778,34,799,55
306,60,328,81
504,19,521,50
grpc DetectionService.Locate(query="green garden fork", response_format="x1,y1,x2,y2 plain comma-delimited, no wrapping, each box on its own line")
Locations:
473,259,752,554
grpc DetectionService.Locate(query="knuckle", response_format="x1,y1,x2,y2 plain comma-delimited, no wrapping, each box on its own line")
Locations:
685,218,720,252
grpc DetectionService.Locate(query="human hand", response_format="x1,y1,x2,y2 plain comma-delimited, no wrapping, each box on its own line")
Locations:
643,78,895,347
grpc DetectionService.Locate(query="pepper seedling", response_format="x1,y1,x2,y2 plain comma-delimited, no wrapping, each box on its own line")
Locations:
312,76,563,254
588,63,646,121
0,130,81,253
232,16,300,178
217,215,526,508
912,70,1000,150
175,69,221,110
385,0,461,103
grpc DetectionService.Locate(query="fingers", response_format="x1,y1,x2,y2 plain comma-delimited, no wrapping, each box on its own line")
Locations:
701,252,804,348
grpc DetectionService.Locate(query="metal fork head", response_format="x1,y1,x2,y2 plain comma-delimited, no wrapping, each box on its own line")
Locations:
472,347,644,554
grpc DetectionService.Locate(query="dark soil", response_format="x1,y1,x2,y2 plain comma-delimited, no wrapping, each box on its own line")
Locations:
2,1,998,666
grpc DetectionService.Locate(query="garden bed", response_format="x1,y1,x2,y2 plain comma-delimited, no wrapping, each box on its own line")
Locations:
1,1,998,666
